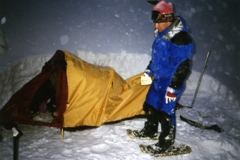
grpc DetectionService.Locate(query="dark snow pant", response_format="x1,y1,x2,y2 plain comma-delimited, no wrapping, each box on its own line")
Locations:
142,102,175,148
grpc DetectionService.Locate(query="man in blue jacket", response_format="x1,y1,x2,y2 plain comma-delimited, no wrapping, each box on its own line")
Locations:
134,0,194,153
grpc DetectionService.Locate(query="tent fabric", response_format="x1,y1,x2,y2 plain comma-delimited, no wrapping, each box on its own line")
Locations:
0,50,68,128
0,50,149,128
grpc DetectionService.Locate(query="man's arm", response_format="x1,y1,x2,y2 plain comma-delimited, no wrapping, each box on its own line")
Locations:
169,59,190,89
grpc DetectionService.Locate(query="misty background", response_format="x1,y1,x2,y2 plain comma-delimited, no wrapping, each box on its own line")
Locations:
0,0,239,103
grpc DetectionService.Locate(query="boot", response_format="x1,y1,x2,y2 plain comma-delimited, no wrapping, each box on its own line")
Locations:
136,102,159,138
136,120,158,138
152,112,176,153
153,128,175,153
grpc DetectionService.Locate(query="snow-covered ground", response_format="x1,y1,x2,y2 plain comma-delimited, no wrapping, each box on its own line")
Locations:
0,51,240,160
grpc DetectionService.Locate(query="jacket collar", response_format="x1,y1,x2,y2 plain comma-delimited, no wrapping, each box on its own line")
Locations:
162,17,183,41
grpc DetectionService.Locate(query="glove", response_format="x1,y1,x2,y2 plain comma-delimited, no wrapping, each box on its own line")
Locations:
165,87,176,104
141,73,152,85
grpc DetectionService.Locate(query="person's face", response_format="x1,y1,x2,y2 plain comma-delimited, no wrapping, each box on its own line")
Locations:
155,22,172,32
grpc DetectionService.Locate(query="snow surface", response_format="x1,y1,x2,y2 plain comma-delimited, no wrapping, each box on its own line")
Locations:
0,51,240,160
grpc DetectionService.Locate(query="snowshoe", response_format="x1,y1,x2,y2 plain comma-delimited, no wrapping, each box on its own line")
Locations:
139,143,191,157
126,129,159,140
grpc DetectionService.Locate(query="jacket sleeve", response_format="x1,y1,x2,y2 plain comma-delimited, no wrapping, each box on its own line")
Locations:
169,59,190,89
169,31,193,89
144,60,153,76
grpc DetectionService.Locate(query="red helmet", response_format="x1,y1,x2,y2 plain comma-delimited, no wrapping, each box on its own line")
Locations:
152,0,174,23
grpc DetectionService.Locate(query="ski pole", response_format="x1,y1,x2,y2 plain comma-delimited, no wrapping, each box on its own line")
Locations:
189,45,212,108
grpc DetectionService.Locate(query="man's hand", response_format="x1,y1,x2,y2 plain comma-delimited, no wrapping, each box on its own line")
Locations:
141,73,152,85
165,87,176,104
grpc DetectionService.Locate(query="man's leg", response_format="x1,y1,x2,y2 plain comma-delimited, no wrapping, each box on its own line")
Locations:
153,111,176,153
137,102,159,138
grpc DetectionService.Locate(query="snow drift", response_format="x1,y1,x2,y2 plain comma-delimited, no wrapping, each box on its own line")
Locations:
0,51,239,160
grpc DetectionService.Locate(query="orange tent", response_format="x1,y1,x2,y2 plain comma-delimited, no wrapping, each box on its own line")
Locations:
0,50,149,129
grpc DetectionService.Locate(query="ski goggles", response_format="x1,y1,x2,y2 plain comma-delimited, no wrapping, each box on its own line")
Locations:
151,11,174,23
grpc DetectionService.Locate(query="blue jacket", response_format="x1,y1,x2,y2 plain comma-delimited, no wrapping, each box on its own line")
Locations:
146,16,194,115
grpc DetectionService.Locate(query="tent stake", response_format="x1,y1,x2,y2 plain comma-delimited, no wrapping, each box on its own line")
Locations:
12,127,22,160
61,128,64,140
